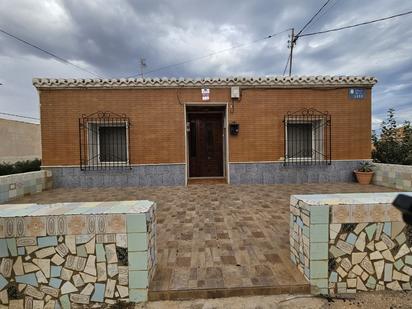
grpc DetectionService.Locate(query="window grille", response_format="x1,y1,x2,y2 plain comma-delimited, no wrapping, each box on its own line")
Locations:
283,108,331,166
79,111,131,171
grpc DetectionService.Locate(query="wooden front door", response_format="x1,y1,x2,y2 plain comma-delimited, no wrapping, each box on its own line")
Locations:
188,112,224,177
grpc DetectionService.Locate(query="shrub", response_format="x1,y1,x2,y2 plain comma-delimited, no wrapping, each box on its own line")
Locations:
372,109,412,165
0,159,41,176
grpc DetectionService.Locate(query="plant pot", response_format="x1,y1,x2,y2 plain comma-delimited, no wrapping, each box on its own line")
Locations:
354,171,374,185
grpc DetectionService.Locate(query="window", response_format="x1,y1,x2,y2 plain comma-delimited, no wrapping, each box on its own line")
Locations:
287,123,313,158
98,125,128,162
79,111,131,170
284,108,331,166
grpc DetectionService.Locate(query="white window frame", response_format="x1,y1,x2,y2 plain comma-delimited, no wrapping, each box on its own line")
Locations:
86,121,130,165
285,117,325,161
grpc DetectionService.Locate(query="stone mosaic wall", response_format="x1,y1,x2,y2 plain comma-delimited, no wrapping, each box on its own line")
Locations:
0,202,156,307
373,163,412,191
329,221,412,294
290,193,412,295
0,171,52,204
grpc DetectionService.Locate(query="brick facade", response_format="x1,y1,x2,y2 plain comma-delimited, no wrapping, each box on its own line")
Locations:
39,86,372,166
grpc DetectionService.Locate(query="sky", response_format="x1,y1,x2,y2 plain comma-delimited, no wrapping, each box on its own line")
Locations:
0,0,411,130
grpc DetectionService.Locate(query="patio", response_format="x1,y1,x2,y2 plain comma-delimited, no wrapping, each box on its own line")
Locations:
7,182,395,300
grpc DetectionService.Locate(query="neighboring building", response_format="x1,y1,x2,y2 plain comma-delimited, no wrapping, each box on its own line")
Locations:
388,125,409,142
0,118,41,163
33,76,377,187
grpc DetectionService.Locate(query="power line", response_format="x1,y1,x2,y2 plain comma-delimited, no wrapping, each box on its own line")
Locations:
286,0,332,76
0,28,104,78
303,0,340,33
295,0,332,38
0,112,40,121
299,10,412,37
125,28,292,78
286,8,412,75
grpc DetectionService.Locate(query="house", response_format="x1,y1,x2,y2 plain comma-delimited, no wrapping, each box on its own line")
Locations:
0,118,41,163
32,76,377,187
383,125,410,142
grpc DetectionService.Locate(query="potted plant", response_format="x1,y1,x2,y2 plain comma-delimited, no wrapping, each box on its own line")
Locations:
354,161,375,185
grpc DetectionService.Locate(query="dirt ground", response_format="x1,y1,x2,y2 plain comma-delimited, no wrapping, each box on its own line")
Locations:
134,291,412,309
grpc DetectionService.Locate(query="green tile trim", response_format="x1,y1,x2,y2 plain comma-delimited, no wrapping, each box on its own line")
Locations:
126,214,147,233
309,224,328,243
310,242,328,260
127,233,148,252
129,270,148,288
310,206,330,224
129,288,148,303
310,260,328,279
129,251,148,271
310,278,328,289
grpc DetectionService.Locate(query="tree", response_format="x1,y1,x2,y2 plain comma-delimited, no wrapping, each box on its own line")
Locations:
372,108,412,165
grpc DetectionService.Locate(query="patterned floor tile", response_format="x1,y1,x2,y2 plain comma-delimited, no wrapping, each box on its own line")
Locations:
7,182,395,293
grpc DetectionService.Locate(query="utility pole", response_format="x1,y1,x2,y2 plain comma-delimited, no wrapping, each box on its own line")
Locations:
139,57,147,78
288,28,295,76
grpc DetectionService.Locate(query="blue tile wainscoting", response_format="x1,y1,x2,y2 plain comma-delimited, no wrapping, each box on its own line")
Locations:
46,160,364,188
230,161,361,185
45,165,185,188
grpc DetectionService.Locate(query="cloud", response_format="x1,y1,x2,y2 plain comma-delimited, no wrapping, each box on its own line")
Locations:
0,0,411,127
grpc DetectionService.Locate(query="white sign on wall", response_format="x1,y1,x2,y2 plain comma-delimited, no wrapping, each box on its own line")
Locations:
201,88,210,101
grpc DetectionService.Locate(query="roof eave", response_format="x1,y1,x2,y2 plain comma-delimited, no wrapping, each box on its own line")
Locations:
32,76,378,90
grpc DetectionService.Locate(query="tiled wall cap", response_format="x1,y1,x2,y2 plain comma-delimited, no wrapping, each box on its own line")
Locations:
374,163,412,171
292,192,412,206
32,76,378,89
0,201,155,218
0,171,48,184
